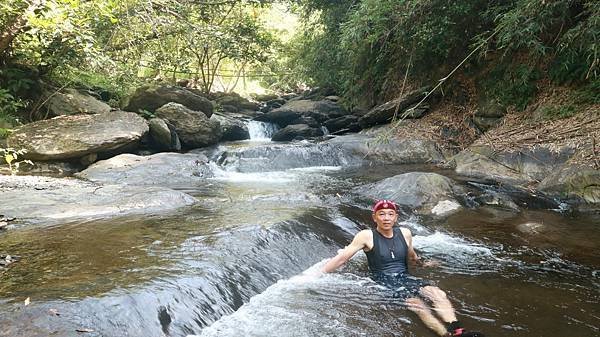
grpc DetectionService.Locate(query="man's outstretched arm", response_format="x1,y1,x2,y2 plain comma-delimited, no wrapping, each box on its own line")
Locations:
321,230,368,273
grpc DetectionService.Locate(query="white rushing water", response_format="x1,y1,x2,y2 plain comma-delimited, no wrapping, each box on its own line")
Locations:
246,120,279,140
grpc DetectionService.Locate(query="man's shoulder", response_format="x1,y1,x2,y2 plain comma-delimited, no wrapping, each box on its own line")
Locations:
354,229,373,241
399,227,412,236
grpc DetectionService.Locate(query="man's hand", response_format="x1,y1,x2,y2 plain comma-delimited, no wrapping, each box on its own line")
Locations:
421,258,442,268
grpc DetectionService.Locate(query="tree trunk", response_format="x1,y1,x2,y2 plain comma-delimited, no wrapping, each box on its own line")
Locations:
0,0,45,59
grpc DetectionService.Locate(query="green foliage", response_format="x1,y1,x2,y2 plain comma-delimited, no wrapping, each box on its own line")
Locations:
0,128,11,139
0,147,33,175
483,63,540,111
0,88,24,126
282,0,598,108
1,0,282,100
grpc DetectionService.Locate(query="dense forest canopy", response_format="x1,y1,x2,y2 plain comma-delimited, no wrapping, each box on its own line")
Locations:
285,0,598,108
0,0,598,128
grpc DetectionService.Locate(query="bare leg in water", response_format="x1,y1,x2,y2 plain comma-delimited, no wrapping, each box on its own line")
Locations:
405,286,458,336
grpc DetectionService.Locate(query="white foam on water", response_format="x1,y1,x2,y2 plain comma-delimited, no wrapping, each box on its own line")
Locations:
188,261,371,337
413,231,493,256
208,162,296,183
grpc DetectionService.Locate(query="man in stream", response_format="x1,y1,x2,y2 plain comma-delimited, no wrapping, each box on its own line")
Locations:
320,200,484,337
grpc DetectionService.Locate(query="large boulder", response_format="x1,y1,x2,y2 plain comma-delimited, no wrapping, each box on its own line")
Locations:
211,113,250,141
76,152,213,187
538,164,600,204
358,87,435,128
42,88,111,117
7,111,148,161
121,85,214,117
325,134,446,164
453,145,576,185
0,175,197,224
323,115,360,134
148,118,181,151
355,172,463,213
271,124,324,141
155,103,222,148
255,100,347,127
214,92,259,111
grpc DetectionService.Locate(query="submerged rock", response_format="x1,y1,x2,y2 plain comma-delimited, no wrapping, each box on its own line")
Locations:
0,175,197,224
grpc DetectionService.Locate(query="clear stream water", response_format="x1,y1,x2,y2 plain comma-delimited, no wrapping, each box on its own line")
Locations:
0,136,598,337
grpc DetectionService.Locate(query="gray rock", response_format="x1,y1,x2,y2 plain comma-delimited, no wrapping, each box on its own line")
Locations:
149,118,180,151
121,85,214,117
326,134,446,164
358,87,436,128
79,153,97,167
256,100,347,127
538,164,600,204
7,111,149,161
0,175,197,224
253,93,279,102
472,116,503,131
76,152,213,187
155,103,221,149
271,124,324,141
453,145,576,185
355,172,462,212
323,115,360,133
42,88,111,117
211,113,250,141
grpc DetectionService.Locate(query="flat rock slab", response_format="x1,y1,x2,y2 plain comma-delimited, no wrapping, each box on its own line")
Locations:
7,111,148,161
76,152,213,187
326,134,445,164
0,175,197,224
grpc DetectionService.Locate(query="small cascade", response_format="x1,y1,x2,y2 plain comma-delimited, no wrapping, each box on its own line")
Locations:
246,121,279,140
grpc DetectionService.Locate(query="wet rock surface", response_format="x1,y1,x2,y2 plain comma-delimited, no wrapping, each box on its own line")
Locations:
0,175,197,224
76,152,213,186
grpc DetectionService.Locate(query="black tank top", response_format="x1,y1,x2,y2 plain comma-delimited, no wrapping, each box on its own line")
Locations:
365,227,409,275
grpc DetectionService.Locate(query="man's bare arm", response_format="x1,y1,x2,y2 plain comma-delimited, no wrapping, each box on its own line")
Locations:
321,230,368,273
402,228,440,267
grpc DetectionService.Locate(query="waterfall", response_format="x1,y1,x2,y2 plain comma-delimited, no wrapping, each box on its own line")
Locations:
246,121,279,140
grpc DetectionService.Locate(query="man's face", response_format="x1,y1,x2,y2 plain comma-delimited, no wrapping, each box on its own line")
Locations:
372,209,398,230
